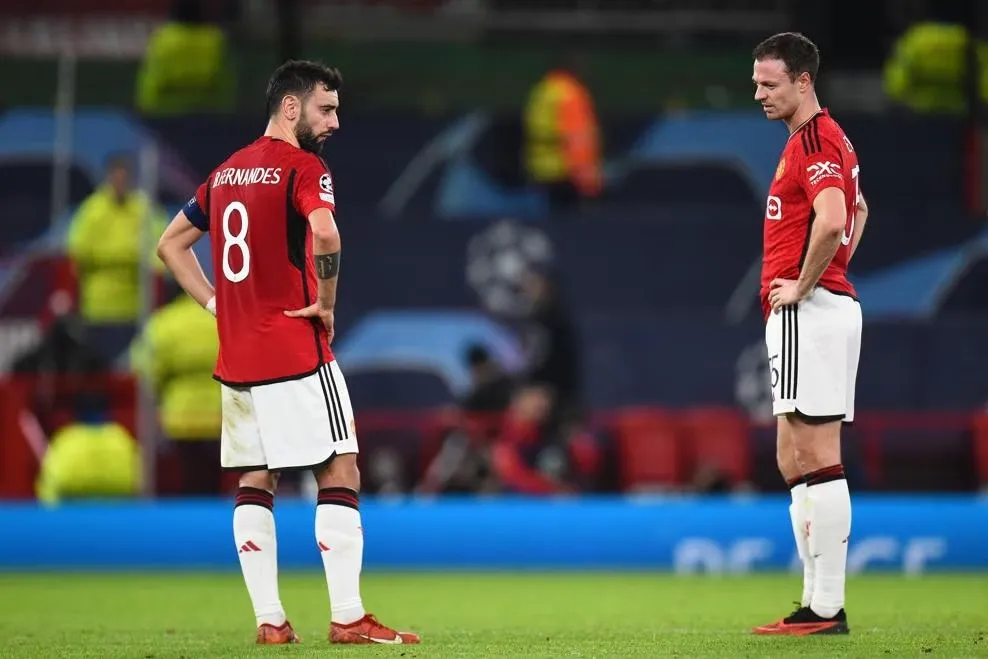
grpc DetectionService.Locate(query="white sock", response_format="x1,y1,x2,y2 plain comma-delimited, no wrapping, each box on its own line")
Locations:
788,481,814,607
233,487,286,628
806,469,852,619
316,488,366,625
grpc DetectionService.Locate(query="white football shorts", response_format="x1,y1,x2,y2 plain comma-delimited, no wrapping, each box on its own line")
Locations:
764,287,862,422
220,360,358,471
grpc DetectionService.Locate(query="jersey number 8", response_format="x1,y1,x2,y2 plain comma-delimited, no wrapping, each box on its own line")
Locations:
221,201,250,283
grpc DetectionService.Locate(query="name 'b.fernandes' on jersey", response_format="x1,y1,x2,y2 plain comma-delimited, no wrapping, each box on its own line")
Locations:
182,136,338,385
760,109,859,318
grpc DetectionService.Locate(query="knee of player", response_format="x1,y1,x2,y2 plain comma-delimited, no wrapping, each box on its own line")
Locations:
316,454,361,492
239,469,278,493
790,426,841,471
776,448,799,479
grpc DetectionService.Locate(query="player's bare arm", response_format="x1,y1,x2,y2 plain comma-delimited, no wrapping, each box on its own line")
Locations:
283,208,340,339
795,187,846,296
157,212,216,313
849,191,868,261
769,187,846,311
311,208,341,314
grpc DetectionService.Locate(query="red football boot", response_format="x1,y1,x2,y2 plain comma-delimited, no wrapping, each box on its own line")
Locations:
256,621,301,644
753,606,849,635
330,613,420,644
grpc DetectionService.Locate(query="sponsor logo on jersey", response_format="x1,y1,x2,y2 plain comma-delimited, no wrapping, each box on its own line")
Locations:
806,161,842,186
766,195,782,221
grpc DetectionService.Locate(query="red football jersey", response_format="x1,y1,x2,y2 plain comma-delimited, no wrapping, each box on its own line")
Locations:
193,136,338,386
760,109,860,318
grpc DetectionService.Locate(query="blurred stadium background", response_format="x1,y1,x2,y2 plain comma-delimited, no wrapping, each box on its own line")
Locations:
2,0,988,655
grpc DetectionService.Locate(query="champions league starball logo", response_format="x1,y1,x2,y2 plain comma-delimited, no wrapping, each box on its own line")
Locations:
735,341,774,423
466,219,555,318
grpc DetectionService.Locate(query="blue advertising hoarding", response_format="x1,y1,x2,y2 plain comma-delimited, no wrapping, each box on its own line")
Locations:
1,495,983,573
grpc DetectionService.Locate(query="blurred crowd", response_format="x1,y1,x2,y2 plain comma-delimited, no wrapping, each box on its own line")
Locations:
9,153,749,500
7,154,221,500
3,2,622,501
6,0,987,502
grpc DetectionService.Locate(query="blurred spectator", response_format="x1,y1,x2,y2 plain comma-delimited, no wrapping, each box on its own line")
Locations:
523,53,603,213
35,394,141,506
416,344,515,495
461,344,516,415
487,266,603,494
10,296,107,377
136,0,236,115
66,155,168,323
517,265,581,421
9,292,110,439
883,21,988,115
490,399,603,495
128,282,221,495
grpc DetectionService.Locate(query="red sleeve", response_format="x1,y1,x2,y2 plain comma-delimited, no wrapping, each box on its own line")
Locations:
799,132,846,203
194,180,208,209
293,156,336,219
491,444,566,495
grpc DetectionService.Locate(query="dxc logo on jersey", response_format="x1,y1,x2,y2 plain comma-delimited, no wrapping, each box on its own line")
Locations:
766,195,782,221
806,161,841,186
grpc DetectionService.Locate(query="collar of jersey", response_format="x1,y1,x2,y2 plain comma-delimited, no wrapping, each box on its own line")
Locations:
787,108,826,140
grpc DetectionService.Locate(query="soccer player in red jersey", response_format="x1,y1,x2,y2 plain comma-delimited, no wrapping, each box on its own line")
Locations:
156,60,419,646
748,33,869,636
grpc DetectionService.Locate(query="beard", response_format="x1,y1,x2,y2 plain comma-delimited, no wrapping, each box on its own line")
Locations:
295,113,324,154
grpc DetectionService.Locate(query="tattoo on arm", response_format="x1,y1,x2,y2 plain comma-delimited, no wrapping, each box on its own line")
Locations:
314,251,340,279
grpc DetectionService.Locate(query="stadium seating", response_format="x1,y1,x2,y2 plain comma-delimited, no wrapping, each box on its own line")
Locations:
610,407,685,491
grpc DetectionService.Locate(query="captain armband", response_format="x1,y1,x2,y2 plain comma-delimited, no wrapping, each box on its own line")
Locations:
314,251,341,279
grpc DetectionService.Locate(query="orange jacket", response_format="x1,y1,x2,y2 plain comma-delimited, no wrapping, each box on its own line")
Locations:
524,70,602,196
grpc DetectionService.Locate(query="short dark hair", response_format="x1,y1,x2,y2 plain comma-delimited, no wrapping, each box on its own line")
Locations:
752,32,820,82
265,60,343,117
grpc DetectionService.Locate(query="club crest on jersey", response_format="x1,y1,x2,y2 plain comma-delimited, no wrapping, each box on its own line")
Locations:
775,158,786,180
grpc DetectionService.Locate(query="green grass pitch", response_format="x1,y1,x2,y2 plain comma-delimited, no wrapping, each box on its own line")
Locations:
1,572,986,657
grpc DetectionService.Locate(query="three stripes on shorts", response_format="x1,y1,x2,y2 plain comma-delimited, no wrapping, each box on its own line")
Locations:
316,364,349,442
780,305,798,401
